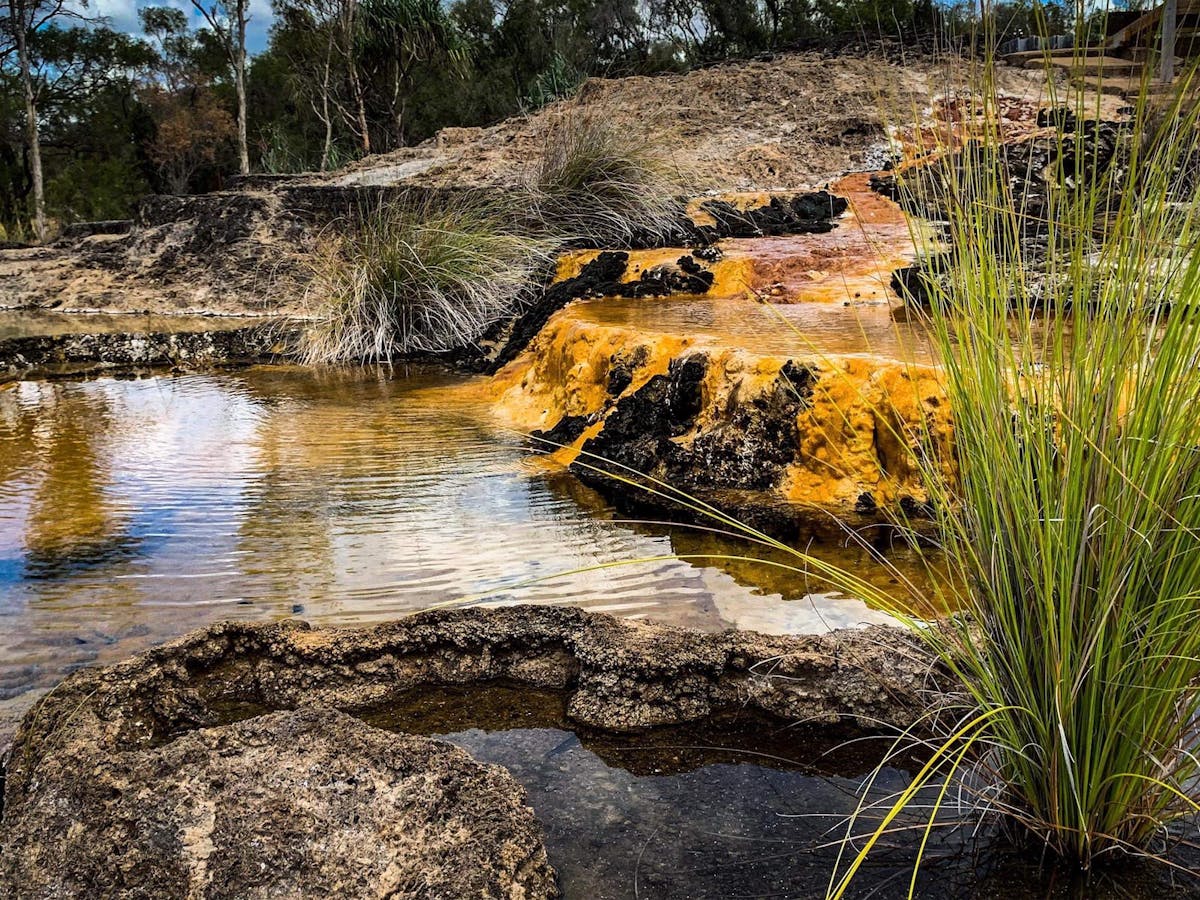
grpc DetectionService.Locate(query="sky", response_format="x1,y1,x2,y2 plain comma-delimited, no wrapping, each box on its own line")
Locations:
82,0,277,53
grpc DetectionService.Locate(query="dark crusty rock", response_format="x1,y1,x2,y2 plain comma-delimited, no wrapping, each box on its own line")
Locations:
578,355,815,495
0,707,557,900
0,324,293,383
693,191,848,240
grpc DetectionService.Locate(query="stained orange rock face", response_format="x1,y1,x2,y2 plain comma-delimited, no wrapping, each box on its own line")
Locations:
554,247,754,299
491,307,953,527
487,180,954,530
785,356,953,511
555,179,929,306
492,313,691,466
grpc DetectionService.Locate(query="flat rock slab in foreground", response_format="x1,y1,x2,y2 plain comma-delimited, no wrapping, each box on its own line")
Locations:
0,708,554,899
0,605,937,899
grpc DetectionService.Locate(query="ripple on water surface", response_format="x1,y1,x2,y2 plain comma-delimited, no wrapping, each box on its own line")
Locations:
0,366,926,735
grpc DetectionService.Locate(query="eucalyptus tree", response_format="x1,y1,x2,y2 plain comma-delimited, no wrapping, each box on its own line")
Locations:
0,0,85,240
356,0,467,149
189,0,251,174
23,26,155,216
273,0,354,168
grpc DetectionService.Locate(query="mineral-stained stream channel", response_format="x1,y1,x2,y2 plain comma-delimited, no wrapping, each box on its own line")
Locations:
0,363,938,740
2,315,1199,894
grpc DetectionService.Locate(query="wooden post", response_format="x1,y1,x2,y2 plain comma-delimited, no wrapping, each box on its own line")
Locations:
1161,0,1178,83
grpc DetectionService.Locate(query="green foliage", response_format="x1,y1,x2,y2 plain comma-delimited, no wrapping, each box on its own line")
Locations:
522,53,584,112
529,114,689,246
44,156,150,222
301,194,552,362
794,59,1200,892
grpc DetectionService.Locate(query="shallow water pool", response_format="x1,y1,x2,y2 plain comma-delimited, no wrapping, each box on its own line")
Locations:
0,365,932,739
364,684,1200,899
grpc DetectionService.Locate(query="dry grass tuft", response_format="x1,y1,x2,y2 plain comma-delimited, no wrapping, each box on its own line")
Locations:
300,194,550,363
527,113,691,247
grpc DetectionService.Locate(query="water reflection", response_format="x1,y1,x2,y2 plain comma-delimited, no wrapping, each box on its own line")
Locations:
573,294,936,362
0,366,922,738
365,684,1200,900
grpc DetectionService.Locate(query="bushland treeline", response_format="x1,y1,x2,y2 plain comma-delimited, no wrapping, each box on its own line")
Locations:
0,0,1072,238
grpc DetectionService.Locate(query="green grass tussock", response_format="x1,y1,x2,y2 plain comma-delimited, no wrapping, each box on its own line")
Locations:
302,115,688,363
300,194,550,363
909,73,1200,864
527,113,691,247
819,56,1200,892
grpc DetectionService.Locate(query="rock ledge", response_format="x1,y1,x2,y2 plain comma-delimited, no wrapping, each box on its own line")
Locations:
0,605,941,899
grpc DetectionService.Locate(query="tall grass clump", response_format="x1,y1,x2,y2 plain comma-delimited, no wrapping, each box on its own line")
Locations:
301,194,549,363
527,113,690,246
544,44,1200,893
823,53,1200,887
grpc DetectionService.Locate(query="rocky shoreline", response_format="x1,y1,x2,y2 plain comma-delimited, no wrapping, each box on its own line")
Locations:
0,606,939,898
0,323,293,383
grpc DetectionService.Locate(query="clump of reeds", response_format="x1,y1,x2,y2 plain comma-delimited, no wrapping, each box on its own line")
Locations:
527,113,690,246
548,44,1200,895
821,56,1200,892
300,194,549,363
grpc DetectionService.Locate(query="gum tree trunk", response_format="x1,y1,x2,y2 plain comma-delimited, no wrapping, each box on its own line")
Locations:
235,0,249,175
14,19,45,242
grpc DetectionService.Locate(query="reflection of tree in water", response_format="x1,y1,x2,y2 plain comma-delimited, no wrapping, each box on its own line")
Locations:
3,382,136,579
231,366,490,610
233,409,338,608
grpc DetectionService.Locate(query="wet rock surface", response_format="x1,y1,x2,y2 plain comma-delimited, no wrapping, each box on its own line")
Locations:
0,607,937,898
0,707,556,900
496,305,952,538
0,324,291,383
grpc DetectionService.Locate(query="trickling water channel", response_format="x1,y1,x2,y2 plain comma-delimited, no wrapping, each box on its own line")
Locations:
0,364,937,738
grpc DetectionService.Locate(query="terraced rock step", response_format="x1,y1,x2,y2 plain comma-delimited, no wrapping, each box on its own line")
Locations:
493,308,950,538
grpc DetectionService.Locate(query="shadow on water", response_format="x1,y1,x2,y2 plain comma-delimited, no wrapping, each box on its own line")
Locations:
351,683,1200,900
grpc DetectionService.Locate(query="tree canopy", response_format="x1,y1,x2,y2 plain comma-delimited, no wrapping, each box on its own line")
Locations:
0,0,1080,238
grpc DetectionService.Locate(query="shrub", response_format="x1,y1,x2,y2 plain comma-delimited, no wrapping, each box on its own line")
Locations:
522,54,585,112
527,113,690,246
899,81,1200,858
300,194,550,363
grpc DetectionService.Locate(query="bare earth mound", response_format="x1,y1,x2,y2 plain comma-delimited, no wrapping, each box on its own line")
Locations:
333,52,1059,192
0,51,1063,318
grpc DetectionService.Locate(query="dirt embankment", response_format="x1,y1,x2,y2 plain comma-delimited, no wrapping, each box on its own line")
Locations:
0,51,1061,319
334,53,1059,192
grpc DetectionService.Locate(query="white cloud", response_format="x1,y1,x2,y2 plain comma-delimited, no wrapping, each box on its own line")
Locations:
68,0,275,53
